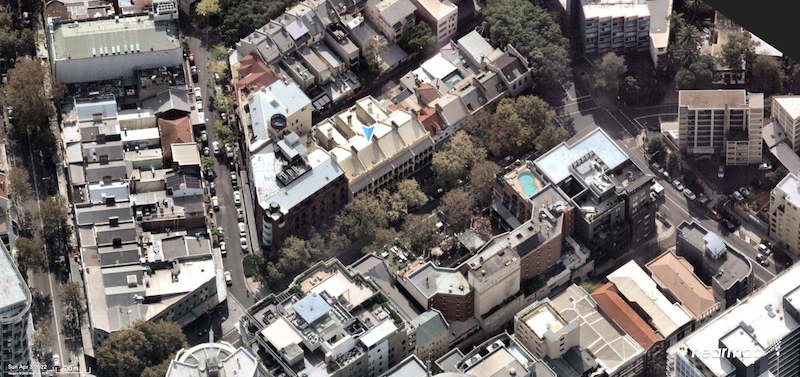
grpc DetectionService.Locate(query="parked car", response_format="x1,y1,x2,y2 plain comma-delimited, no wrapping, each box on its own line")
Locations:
710,208,722,220
752,178,763,188
231,171,238,185
683,188,696,201
209,181,216,195
212,196,219,211
733,190,744,201
718,165,725,178
234,190,241,205
758,162,773,171
53,355,61,368
739,187,751,197
723,219,736,231
197,100,203,111
757,253,770,267
225,143,234,159
240,237,248,252
206,168,215,180
188,53,194,63
220,241,227,257
225,271,232,285
238,222,247,236
203,146,210,156
237,208,244,221
220,112,227,122
650,162,663,174
213,141,221,155
698,195,711,205
672,179,684,191
200,129,207,142
758,243,772,256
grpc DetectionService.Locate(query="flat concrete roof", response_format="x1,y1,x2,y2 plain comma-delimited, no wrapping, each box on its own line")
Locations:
0,242,29,318
535,127,628,185
678,89,756,109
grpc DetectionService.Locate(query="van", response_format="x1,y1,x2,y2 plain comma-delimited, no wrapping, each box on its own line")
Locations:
651,182,665,198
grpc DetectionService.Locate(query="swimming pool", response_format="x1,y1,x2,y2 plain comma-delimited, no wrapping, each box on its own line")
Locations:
518,172,538,196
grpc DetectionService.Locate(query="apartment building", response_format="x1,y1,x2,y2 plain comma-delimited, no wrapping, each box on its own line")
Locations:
516,284,645,377
450,333,557,377
770,96,800,152
0,241,32,372
47,15,183,84
607,261,695,348
578,0,650,55
365,0,417,43
768,172,800,256
532,126,655,261
646,251,721,321
240,259,416,377
677,90,765,166
666,261,800,377
166,339,269,377
409,310,449,364
313,96,434,197
403,262,474,322
676,221,753,309
409,0,457,45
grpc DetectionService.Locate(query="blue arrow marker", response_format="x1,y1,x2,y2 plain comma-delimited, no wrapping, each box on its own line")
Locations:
363,125,375,142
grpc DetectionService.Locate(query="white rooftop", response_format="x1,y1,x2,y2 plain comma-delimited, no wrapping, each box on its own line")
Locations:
581,0,650,19
294,292,332,324
672,262,800,376
524,304,565,338
535,127,629,185
0,242,29,317
310,274,349,299
607,260,693,336
776,173,800,207
261,316,304,350
249,80,311,143
704,232,726,259
421,54,457,80
361,320,398,347
166,340,260,377
773,96,800,120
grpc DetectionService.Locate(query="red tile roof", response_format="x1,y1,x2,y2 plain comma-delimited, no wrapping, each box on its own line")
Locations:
158,116,193,159
417,83,441,105
592,283,661,350
418,107,445,136
235,53,280,92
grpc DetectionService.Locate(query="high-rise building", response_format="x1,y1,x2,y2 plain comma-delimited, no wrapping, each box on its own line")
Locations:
666,261,800,377
0,241,32,372
677,90,765,166
770,96,800,152
768,172,800,256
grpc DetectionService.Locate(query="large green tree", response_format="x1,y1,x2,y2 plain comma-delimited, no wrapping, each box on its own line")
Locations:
16,237,47,274
266,236,322,289
378,179,427,223
481,0,571,97
401,214,441,253
438,188,474,234
334,195,390,240
219,0,292,46
7,167,32,205
4,60,55,138
594,52,627,95
38,195,73,260
400,22,436,55
95,320,187,377
469,161,501,209
432,131,487,189
750,55,784,98
675,55,715,90
720,30,758,71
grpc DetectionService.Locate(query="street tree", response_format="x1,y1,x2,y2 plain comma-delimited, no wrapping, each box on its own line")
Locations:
720,30,758,71
136,320,188,363
38,195,72,259
267,236,318,289
481,0,570,97
432,131,487,189
367,227,402,253
438,188,474,234
32,320,54,358
594,52,627,95
201,156,215,171
334,195,389,240
7,168,32,205
535,124,569,153
19,28,37,58
401,214,440,253
140,358,173,377
15,237,47,274
95,320,187,377
4,60,55,138
646,138,667,164
0,10,18,62
379,179,428,222
212,93,236,115
213,120,235,145
195,0,220,18
665,152,680,175
469,161,500,209
400,22,436,55
206,60,228,81
750,55,785,98
59,281,86,328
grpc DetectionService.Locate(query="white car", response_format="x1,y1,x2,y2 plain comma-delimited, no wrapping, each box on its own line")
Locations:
718,165,724,178
237,208,244,221
238,222,247,236
739,187,751,197
758,243,772,256
672,179,684,191
234,190,241,206
224,271,232,285
220,241,227,257
240,237,248,252
733,190,744,201
200,129,207,142
197,100,203,111
213,141,221,155
211,196,219,211
53,355,60,368
683,188,696,201
758,162,772,171
194,87,202,101
203,146,210,156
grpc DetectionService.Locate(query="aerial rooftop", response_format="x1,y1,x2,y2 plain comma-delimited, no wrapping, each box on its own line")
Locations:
646,251,719,319
0,242,29,319
535,127,628,186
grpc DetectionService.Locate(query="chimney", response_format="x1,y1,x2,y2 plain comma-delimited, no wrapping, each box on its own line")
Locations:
391,120,398,128
109,216,119,227
347,114,353,126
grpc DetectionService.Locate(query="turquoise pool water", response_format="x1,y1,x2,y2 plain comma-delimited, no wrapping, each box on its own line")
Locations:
518,172,538,196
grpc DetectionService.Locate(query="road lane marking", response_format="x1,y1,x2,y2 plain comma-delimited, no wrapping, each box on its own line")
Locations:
605,109,634,138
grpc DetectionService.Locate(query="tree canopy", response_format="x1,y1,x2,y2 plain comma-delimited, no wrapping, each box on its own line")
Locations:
219,0,292,47
720,30,758,71
481,0,571,98
594,52,627,95
431,131,487,188
4,60,55,138
38,195,73,259
400,22,436,55
16,237,47,275
7,167,32,205
96,320,187,377
750,55,784,98
676,54,715,90
438,188,474,234
469,161,501,209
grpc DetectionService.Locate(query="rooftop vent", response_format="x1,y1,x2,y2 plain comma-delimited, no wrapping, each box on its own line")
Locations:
127,275,138,287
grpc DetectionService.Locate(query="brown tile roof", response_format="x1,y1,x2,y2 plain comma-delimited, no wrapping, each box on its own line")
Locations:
235,53,280,92
158,116,193,159
646,251,719,319
592,283,661,350
418,107,445,136
417,83,441,106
